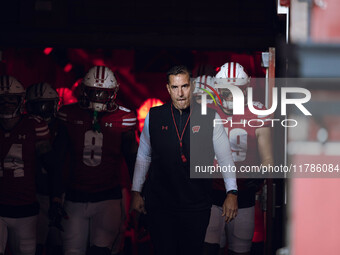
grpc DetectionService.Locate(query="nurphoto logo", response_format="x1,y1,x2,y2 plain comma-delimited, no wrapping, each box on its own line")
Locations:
197,80,312,128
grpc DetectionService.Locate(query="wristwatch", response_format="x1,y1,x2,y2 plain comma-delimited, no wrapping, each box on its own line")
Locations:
227,189,238,196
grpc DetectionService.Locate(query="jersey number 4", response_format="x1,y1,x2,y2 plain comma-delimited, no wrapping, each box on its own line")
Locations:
83,130,103,167
0,144,25,178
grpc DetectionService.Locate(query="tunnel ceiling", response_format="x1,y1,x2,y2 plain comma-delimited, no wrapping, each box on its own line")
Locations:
0,0,280,50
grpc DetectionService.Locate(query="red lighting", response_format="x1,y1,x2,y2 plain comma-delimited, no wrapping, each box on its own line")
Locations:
215,67,221,72
71,78,82,91
43,47,53,55
56,87,78,106
137,98,164,132
63,63,73,72
93,59,105,66
71,78,83,100
252,198,265,242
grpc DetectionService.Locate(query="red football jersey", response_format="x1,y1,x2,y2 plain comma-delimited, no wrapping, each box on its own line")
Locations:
210,102,271,191
57,104,136,193
0,115,50,205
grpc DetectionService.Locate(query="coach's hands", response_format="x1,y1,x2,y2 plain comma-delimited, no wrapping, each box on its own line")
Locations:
130,191,146,214
222,193,238,223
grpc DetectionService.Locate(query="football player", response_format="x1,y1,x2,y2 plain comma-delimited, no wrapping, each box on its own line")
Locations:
203,62,274,255
57,66,138,255
25,82,63,255
0,76,62,255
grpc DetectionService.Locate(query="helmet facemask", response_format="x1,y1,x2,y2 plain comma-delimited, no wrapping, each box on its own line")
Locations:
0,94,25,119
26,99,59,123
217,86,248,112
25,82,59,123
0,75,25,119
80,66,119,112
218,89,233,111
81,85,118,112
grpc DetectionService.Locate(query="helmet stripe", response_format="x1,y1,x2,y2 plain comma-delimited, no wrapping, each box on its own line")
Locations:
233,62,236,78
96,66,100,79
227,62,230,80
95,66,101,83
101,66,105,80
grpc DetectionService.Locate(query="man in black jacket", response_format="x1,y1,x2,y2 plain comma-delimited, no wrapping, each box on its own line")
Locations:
130,65,238,255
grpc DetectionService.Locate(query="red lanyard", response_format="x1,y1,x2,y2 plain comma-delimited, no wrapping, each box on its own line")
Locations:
171,104,192,163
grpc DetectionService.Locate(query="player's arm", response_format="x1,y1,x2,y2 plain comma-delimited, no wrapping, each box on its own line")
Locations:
255,126,274,191
53,113,74,192
213,112,238,222
256,126,274,168
35,109,69,199
130,113,152,214
253,102,274,168
36,137,63,200
122,129,138,182
36,118,70,231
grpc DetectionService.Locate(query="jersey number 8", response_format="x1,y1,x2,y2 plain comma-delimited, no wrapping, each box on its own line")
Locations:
83,130,103,167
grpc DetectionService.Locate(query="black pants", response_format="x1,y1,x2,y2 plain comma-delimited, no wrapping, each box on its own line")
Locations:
147,209,211,255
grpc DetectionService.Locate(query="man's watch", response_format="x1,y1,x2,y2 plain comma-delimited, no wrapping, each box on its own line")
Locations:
227,190,238,196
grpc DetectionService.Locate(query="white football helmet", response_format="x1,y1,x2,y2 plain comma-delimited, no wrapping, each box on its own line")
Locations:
0,75,25,119
81,66,119,112
25,82,59,123
215,62,250,111
192,75,215,95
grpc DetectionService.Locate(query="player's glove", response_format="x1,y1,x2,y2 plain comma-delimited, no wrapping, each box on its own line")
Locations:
48,201,68,232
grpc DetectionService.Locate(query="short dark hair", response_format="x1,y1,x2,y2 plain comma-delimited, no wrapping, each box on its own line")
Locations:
166,65,191,84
